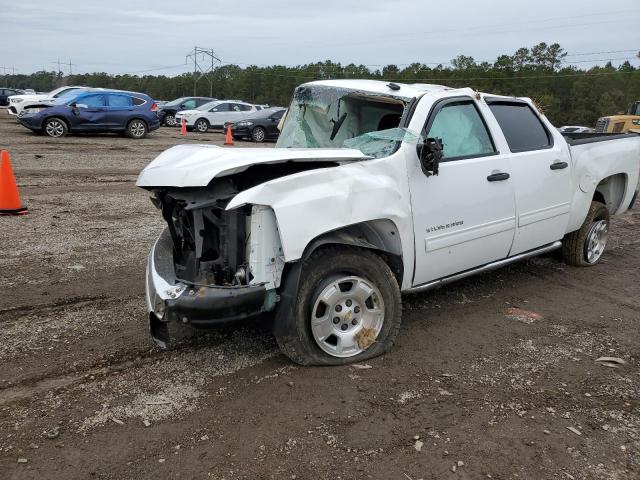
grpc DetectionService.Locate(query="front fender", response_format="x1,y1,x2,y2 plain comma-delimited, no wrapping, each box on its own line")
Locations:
226,155,414,289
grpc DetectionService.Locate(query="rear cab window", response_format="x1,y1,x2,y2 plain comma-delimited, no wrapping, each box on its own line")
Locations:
487,101,552,152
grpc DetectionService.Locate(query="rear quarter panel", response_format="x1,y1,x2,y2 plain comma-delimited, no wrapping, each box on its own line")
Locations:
566,136,640,232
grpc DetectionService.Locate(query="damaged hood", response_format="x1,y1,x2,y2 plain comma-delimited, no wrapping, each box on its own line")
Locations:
136,144,369,188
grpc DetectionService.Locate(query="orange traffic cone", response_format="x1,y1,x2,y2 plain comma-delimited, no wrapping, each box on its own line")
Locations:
0,150,28,215
224,124,234,146
180,118,187,136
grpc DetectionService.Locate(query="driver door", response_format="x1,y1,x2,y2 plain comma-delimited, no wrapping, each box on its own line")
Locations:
74,94,108,130
409,97,516,286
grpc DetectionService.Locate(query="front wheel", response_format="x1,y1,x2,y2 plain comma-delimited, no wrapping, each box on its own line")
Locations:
276,247,402,366
126,119,148,139
163,113,176,127
251,126,266,142
194,118,209,133
562,201,610,266
43,118,68,138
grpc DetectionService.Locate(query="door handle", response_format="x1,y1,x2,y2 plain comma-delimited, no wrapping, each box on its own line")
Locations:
550,161,568,170
487,172,510,182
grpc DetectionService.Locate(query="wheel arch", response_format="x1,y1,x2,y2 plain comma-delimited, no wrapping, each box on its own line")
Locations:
272,219,405,337
594,173,628,214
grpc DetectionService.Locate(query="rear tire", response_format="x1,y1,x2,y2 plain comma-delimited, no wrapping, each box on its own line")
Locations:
126,119,148,139
562,201,609,266
42,117,68,138
276,247,402,366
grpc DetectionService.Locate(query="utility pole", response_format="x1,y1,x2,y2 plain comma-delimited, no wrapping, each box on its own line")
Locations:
185,47,221,97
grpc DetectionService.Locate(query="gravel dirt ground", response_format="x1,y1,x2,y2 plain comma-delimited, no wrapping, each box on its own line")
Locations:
0,110,638,480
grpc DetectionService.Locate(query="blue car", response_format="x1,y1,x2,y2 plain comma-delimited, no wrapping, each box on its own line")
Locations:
18,90,160,138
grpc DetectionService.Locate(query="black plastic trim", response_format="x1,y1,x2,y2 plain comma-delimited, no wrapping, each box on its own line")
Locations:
166,284,267,324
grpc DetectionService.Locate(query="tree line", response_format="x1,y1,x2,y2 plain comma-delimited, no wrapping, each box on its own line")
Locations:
2,43,639,127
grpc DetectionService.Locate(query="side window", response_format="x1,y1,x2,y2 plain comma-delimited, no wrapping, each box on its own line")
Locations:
238,104,252,111
211,103,230,112
426,100,496,160
108,94,132,107
272,110,285,119
182,99,196,109
488,102,551,152
79,95,107,107
195,99,209,107
132,97,146,106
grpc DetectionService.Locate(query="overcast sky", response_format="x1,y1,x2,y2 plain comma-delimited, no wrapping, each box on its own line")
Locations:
1,0,638,75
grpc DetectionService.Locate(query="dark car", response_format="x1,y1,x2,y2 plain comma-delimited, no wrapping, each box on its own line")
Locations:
0,88,23,106
230,107,286,142
158,96,216,126
18,90,160,138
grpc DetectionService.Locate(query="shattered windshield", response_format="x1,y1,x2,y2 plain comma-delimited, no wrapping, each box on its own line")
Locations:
276,85,415,158
343,128,423,159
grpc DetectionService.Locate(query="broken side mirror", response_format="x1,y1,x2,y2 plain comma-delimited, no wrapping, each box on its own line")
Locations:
419,137,443,177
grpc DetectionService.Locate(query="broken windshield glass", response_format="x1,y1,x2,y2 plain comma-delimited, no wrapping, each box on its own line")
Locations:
276,85,409,155
343,128,424,159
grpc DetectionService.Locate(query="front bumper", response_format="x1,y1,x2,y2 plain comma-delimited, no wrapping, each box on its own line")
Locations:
146,229,270,343
18,115,42,130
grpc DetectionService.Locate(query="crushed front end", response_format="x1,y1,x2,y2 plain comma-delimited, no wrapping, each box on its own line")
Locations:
145,183,282,348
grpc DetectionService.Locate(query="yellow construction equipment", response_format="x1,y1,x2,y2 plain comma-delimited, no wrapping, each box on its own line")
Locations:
595,101,640,134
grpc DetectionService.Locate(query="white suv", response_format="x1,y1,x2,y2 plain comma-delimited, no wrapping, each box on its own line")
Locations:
8,86,89,116
175,100,257,133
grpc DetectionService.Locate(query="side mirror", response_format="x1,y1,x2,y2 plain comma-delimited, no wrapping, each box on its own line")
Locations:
419,137,443,177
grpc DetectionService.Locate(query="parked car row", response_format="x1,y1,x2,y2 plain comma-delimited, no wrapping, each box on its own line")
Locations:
5,85,284,141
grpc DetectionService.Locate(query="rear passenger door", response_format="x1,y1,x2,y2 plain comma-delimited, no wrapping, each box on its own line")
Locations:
105,94,133,129
487,100,572,255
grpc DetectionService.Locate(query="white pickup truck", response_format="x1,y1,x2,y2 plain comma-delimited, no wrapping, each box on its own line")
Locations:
137,80,640,365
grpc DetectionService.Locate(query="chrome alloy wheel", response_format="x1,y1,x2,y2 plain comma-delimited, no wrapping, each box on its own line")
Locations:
195,119,208,132
164,113,176,126
45,120,65,137
252,127,265,142
310,276,385,358
129,120,146,138
585,219,608,264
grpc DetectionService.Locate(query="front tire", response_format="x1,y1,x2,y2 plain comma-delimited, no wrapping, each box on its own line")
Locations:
163,113,176,127
42,118,68,138
251,126,266,142
276,247,402,366
126,119,148,139
194,118,209,133
562,201,610,266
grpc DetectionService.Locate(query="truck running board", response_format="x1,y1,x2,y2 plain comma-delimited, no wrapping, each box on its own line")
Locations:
407,241,562,294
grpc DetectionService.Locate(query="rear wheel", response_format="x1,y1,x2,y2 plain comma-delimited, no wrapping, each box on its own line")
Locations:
163,113,176,127
126,119,148,139
276,247,402,366
43,118,68,138
562,201,609,266
251,126,266,142
195,118,209,133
